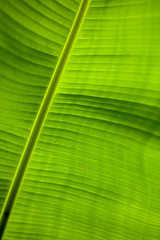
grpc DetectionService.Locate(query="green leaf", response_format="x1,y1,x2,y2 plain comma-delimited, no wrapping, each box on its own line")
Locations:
0,0,160,239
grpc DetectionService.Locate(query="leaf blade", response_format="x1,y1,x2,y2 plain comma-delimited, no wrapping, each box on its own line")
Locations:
0,0,90,238
1,0,160,240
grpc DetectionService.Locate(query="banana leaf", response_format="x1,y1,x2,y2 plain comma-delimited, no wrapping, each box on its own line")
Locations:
0,0,160,239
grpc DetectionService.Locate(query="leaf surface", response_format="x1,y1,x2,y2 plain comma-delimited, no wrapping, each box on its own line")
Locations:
0,0,160,239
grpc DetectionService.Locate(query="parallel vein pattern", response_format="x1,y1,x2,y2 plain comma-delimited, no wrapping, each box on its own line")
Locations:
0,0,85,238
0,0,160,240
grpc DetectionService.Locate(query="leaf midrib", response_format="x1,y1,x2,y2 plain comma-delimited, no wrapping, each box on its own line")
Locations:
0,0,90,238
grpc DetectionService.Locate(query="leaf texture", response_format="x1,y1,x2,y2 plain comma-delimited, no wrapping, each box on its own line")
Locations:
0,0,160,240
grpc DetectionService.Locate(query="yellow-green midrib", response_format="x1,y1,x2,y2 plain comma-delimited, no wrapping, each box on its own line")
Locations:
0,0,90,239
